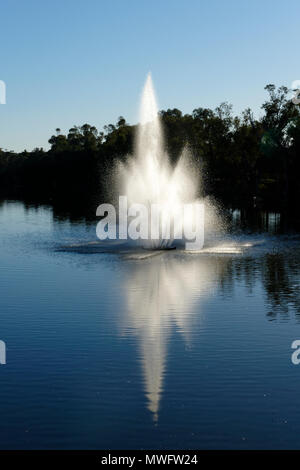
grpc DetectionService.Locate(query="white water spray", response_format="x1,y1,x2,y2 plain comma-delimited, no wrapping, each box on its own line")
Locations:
118,73,202,248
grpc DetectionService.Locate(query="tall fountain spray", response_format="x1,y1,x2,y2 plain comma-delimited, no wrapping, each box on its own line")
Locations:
118,73,200,248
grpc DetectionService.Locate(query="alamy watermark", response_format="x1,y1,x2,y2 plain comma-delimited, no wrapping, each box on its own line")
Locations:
0,341,6,365
96,196,205,250
0,80,6,104
291,340,300,365
291,80,300,105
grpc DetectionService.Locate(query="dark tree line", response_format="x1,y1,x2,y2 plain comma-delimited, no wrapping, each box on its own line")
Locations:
1,84,300,216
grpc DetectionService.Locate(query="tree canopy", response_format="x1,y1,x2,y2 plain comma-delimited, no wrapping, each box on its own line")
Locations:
1,85,299,215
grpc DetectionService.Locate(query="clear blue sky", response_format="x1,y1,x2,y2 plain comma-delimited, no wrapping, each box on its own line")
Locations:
1,0,299,151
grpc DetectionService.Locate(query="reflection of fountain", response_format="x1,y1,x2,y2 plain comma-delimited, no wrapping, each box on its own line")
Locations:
122,253,229,420
117,74,201,248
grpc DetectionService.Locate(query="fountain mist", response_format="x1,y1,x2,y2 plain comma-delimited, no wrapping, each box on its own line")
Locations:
117,73,202,248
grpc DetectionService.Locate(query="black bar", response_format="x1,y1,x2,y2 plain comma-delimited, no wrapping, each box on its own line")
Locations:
0,450,298,466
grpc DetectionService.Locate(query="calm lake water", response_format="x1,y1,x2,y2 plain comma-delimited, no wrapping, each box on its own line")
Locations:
1,200,300,449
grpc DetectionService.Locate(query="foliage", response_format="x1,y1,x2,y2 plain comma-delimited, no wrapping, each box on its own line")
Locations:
0,85,299,213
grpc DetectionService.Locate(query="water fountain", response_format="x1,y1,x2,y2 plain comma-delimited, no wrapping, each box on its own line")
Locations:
117,73,201,249
62,74,232,254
